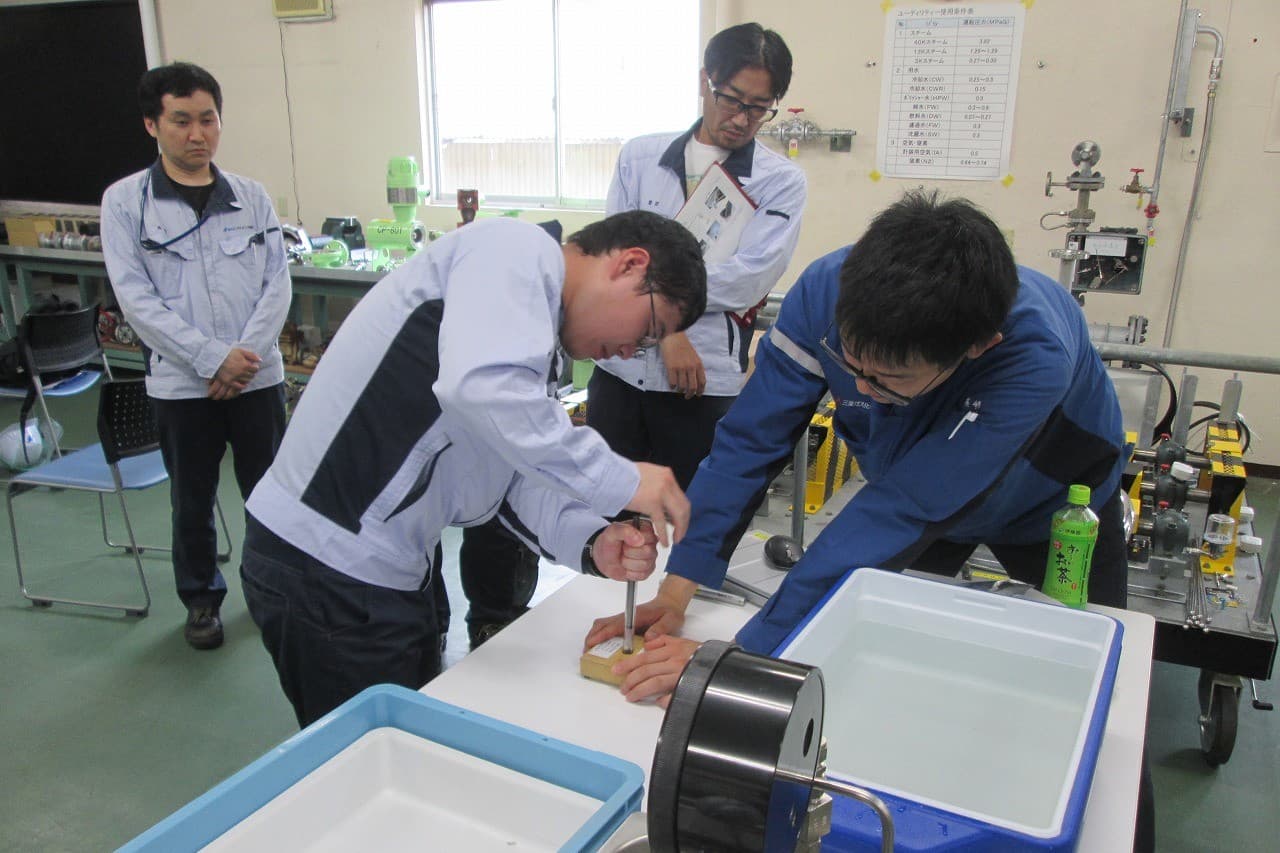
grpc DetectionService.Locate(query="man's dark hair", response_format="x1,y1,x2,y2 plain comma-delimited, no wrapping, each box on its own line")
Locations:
139,62,223,121
835,191,1019,369
704,23,793,101
568,211,707,332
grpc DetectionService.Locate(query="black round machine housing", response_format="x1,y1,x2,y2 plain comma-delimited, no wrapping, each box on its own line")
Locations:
648,640,824,852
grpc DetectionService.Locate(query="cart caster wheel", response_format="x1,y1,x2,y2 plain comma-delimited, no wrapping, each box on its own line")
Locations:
31,599,52,608
1198,670,1239,767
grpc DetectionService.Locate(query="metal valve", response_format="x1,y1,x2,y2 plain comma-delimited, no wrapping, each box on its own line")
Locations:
1045,139,1105,198
761,109,856,156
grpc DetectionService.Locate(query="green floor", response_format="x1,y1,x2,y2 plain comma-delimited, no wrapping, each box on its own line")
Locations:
1,392,1277,851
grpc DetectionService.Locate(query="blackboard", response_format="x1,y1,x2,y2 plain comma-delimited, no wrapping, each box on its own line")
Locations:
0,0,155,205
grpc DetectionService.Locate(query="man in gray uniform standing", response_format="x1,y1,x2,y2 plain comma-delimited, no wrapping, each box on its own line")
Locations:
588,23,806,490
101,62,291,651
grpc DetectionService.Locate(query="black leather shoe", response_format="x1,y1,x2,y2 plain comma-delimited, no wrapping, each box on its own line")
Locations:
468,620,510,650
184,606,224,650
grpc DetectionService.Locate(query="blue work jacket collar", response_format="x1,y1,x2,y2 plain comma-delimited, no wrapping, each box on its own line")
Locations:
147,159,241,214
658,120,756,197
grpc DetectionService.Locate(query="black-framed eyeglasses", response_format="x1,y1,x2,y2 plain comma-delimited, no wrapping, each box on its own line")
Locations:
637,289,660,349
707,78,778,124
818,325,954,407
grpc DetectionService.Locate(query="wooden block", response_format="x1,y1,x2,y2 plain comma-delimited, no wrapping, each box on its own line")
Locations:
579,637,645,686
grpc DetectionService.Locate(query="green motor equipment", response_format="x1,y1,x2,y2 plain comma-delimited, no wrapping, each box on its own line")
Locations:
366,156,431,267
309,237,350,269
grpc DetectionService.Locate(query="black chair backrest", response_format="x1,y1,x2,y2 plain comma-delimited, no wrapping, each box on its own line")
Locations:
97,380,159,465
18,304,103,376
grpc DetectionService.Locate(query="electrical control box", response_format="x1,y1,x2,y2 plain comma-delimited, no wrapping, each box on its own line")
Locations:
1068,228,1148,295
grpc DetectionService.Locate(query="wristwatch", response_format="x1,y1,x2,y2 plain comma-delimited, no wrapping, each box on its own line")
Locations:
581,528,606,578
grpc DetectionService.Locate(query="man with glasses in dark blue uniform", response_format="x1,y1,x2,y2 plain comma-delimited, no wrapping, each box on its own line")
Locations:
101,62,291,650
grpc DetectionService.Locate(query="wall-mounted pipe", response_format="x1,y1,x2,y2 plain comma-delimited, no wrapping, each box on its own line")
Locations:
1146,1,1192,213
1162,23,1224,348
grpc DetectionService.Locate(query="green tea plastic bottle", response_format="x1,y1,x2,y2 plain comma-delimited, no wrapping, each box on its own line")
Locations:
1042,484,1099,608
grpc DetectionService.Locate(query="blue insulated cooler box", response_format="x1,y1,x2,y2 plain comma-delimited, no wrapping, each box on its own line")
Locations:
119,685,645,853
775,569,1122,852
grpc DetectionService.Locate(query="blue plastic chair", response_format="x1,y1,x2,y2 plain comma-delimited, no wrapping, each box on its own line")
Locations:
0,303,107,459
8,379,230,617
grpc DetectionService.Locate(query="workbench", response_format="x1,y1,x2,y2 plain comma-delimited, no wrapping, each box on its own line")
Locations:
422,559,1155,852
0,245,383,367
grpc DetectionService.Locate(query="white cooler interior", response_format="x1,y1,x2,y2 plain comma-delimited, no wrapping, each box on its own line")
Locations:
204,727,603,852
778,569,1118,838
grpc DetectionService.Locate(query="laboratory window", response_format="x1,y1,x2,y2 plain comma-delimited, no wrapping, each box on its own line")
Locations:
424,0,698,209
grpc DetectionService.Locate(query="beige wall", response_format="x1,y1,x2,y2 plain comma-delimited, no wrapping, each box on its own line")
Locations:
154,0,1280,461
156,0,427,232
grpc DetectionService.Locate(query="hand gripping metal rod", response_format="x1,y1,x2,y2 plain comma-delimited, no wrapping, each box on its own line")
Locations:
624,516,653,653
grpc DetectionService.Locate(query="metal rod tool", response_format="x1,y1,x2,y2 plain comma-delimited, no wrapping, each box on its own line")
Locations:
623,580,637,654
693,586,747,606
623,516,652,654
720,575,771,607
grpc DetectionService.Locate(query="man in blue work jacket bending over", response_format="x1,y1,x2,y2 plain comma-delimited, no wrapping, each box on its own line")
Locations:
587,191,1155,852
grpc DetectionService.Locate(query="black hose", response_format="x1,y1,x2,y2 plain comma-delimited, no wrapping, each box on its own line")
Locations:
1186,402,1253,454
1106,359,1178,442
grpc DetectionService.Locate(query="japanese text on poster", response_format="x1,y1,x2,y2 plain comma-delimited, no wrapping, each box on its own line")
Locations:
877,4,1025,180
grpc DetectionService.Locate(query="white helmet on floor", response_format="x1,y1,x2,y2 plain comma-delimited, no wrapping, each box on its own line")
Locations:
0,422,45,471
37,417,64,451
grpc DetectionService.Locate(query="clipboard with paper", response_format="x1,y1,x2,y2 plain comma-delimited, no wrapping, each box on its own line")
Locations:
674,162,756,266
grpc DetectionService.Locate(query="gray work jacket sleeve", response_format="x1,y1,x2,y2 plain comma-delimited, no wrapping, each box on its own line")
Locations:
433,221,640,517
500,471,607,573
235,204,292,364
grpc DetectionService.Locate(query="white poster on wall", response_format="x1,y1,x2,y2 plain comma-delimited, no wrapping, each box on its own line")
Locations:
876,3,1025,181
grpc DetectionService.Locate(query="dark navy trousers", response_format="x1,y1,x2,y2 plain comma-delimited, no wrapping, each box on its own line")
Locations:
586,367,736,491
151,383,285,610
240,515,444,728
459,516,538,636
